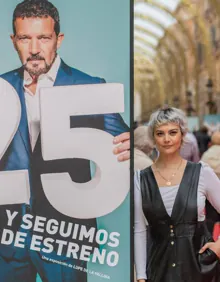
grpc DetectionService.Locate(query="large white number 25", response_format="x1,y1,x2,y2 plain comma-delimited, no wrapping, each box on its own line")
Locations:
0,80,129,219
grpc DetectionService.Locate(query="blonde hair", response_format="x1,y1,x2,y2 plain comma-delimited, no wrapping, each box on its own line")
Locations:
147,107,188,145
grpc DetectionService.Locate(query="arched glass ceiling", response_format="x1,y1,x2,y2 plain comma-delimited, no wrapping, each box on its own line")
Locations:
135,18,164,37
135,30,158,45
134,0,180,52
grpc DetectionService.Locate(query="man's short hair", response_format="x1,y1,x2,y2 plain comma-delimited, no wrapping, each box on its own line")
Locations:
13,0,60,36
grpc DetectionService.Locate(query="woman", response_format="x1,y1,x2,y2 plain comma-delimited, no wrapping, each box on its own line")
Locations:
134,125,154,170
134,107,220,282
202,131,220,178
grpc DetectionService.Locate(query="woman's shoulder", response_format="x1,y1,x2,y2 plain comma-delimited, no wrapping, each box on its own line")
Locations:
198,161,219,185
134,166,153,189
186,160,212,172
198,161,220,197
134,166,152,178
140,165,152,176
199,160,214,172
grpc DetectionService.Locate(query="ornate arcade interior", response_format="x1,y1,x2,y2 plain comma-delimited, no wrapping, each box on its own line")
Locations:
134,0,220,125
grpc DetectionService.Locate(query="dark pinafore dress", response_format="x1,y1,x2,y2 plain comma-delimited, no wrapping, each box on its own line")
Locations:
140,162,219,282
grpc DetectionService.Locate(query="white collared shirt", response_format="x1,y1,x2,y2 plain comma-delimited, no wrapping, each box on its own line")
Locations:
23,55,61,151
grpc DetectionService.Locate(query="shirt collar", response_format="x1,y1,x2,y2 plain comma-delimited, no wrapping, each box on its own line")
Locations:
23,55,61,86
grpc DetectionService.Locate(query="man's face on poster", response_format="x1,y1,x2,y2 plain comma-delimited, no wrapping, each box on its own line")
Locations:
11,16,64,77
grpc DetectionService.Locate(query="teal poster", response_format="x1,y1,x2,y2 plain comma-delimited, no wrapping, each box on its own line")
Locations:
0,1,130,282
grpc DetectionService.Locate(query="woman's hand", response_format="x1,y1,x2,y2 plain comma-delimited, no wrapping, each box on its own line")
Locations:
199,240,220,258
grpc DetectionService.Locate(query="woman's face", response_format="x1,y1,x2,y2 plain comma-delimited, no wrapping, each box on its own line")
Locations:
154,122,183,155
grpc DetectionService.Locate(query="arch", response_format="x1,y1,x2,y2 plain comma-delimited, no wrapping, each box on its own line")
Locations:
134,10,200,112
135,24,189,88
135,35,182,104
135,47,165,104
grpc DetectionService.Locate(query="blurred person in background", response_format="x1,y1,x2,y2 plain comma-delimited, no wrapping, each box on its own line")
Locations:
180,131,200,162
134,126,154,170
194,126,211,157
201,131,220,178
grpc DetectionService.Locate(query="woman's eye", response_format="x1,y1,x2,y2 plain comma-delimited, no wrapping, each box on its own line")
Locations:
156,132,163,136
170,131,178,135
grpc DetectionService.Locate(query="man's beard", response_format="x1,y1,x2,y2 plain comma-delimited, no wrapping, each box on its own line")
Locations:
23,54,57,77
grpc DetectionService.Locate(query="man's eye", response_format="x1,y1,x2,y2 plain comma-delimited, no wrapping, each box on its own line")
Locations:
19,37,29,43
40,37,50,42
